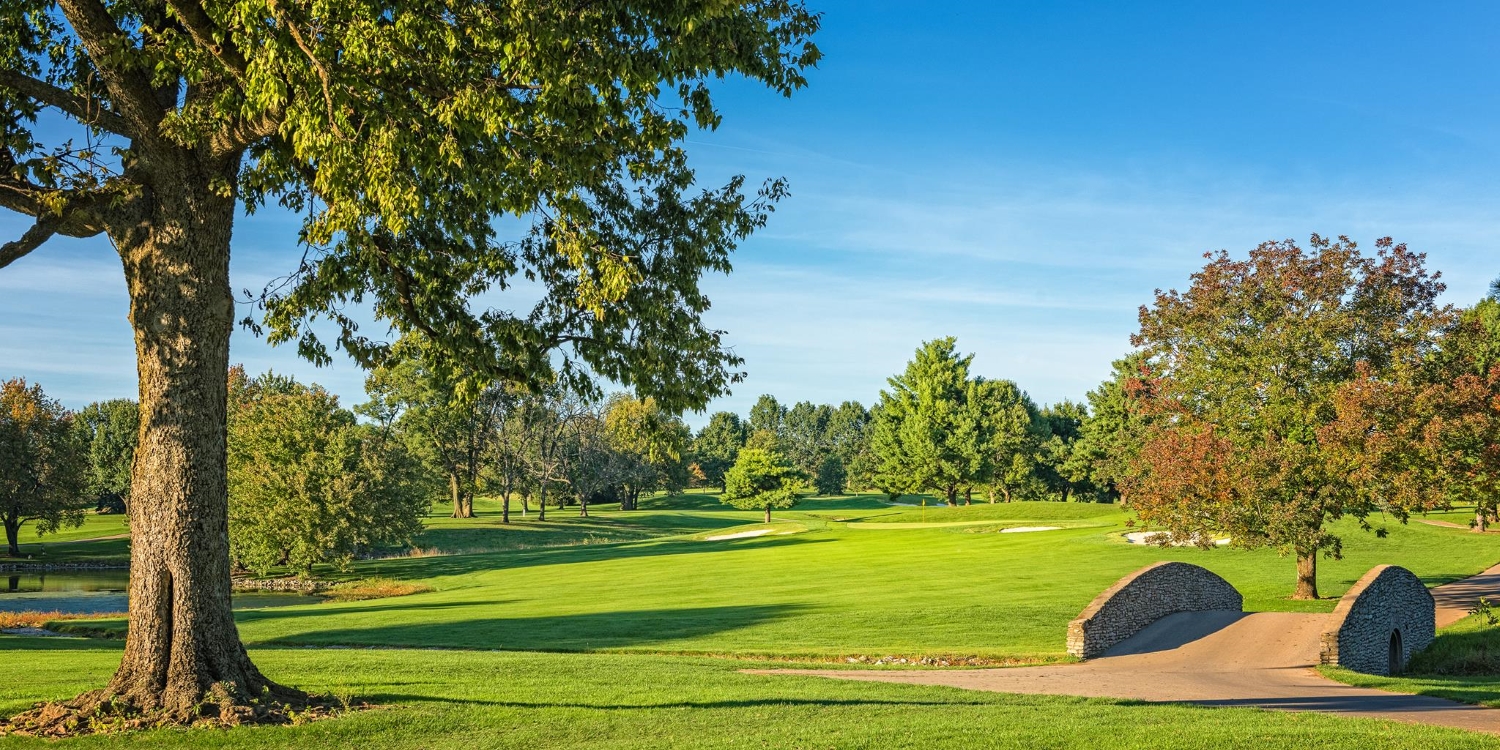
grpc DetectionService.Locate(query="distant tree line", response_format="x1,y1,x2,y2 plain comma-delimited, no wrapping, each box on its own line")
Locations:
9,237,1500,604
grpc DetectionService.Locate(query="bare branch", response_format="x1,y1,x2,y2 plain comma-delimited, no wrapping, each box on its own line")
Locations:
57,0,168,139
0,70,132,137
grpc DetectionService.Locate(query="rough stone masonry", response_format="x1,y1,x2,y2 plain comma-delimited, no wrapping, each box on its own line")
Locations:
1320,564,1435,676
1067,561,1242,659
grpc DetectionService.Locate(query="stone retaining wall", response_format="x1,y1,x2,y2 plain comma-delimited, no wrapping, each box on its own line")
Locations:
1067,561,1242,658
0,562,126,572
231,577,334,592
1319,565,1434,675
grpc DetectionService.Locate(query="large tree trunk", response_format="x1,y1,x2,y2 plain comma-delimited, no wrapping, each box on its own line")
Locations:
106,163,296,719
501,488,511,524
4,517,20,558
1476,507,1489,533
448,474,472,518
537,486,547,522
1294,553,1319,600
963,487,972,506
944,486,957,507
764,505,772,524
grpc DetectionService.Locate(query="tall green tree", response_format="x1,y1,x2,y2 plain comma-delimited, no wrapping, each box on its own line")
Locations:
1036,400,1092,502
605,394,690,510
228,374,426,577
827,401,872,490
362,345,507,519
693,411,748,491
1065,353,1152,504
1124,236,1447,600
869,338,989,505
73,398,138,513
0,0,820,720
747,393,792,444
976,379,1040,503
0,379,87,557
782,400,831,476
722,448,806,523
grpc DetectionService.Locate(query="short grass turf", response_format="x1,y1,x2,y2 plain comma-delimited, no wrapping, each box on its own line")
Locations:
109,494,1500,660
16,493,1500,747
4,638,1499,749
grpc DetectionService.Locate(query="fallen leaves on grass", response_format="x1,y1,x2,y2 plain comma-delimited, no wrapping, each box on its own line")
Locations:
1,687,370,738
0,611,123,630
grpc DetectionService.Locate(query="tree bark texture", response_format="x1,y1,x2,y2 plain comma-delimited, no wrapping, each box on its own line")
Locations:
4,517,20,558
105,160,294,717
1476,508,1489,533
763,505,771,524
1294,552,1319,600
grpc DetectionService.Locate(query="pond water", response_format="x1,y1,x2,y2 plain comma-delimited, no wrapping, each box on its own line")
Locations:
0,570,321,615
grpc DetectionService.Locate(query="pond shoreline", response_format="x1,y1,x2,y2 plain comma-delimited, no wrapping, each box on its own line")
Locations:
0,562,127,572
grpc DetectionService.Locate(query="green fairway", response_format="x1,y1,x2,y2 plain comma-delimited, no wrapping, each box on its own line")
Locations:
12,493,1500,746
4,638,1500,749
149,495,1500,660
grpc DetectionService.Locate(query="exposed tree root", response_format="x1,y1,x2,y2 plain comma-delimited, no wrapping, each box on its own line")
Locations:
0,685,365,738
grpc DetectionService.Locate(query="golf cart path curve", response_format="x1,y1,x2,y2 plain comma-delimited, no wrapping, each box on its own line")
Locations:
751,562,1500,735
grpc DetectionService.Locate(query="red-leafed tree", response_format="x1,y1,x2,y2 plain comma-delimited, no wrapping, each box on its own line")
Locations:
1123,236,1449,600
1327,298,1500,533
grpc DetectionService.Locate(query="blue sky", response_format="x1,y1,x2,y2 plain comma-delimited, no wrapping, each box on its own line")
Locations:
6,1,1500,425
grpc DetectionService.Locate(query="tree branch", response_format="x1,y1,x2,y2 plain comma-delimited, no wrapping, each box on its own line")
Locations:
0,70,132,137
0,213,64,269
164,0,250,83
0,160,109,245
57,0,168,139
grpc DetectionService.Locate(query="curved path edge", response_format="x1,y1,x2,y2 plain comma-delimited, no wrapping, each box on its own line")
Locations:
749,562,1500,736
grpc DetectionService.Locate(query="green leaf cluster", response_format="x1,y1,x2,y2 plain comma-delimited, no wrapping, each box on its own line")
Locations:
228,372,427,576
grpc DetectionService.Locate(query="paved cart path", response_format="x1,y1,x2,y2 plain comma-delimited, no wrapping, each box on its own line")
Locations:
751,563,1500,735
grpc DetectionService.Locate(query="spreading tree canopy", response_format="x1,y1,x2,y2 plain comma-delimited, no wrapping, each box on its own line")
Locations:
1124,236,1447,600
722,447,805,523
228,373,426,576
0,0,819,725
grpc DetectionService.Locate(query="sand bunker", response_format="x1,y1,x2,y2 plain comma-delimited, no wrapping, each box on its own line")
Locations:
998,526,1061,533
704,529,775,541
1123,531,1230,547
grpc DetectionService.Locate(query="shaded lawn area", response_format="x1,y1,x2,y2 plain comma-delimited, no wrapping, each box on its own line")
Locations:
3,638,1499,749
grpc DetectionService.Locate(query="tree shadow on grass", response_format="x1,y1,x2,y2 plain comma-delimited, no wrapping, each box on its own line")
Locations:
369,695,994,710
262,604,811,651
357,535,833,581
234,599,508,626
